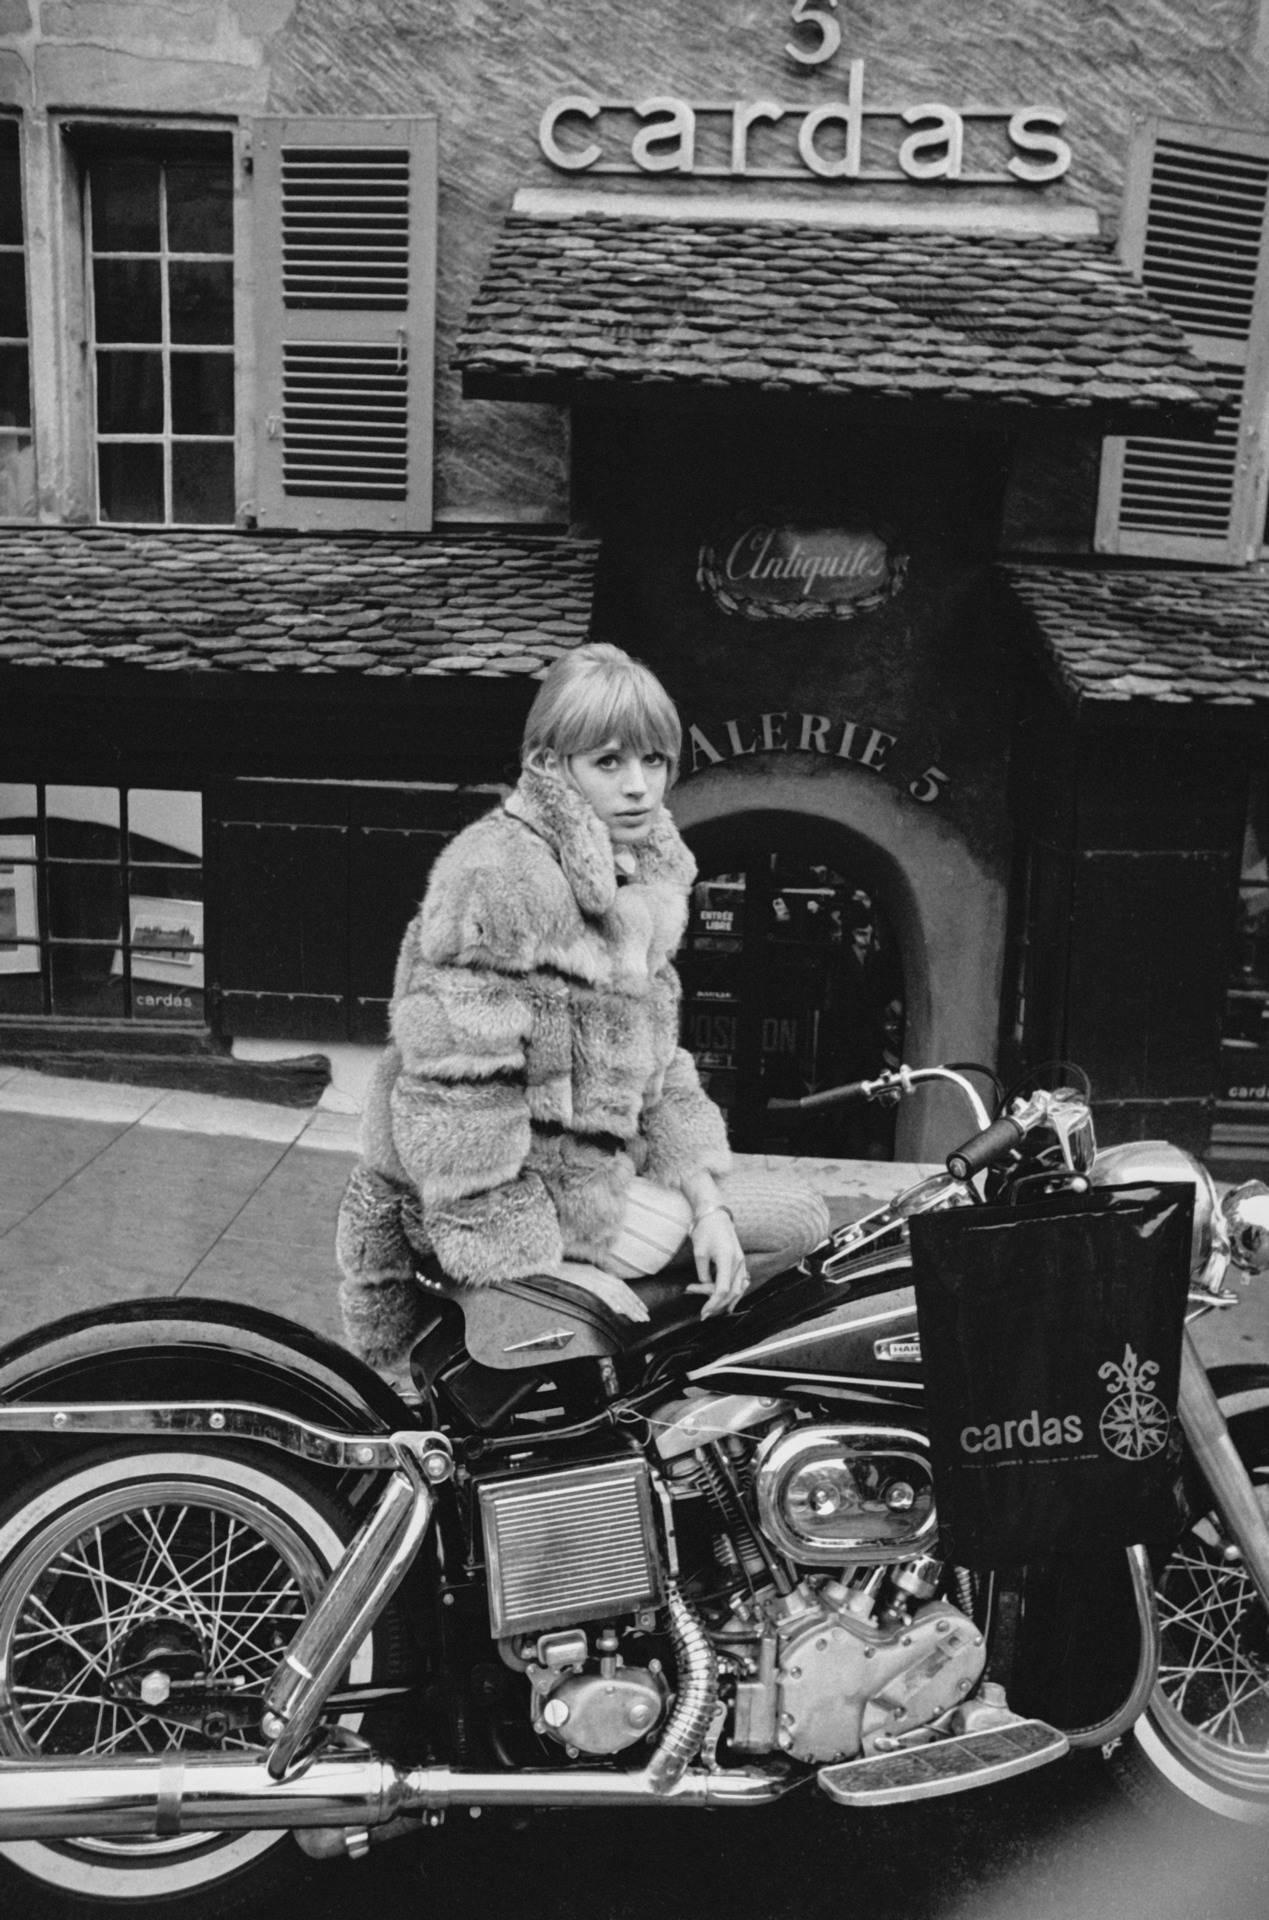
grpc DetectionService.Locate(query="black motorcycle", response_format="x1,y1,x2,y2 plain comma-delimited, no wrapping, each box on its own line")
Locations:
0,1063,1265,1917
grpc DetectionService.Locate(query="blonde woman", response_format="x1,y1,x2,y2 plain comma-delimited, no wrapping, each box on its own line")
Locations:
337,642,829,1372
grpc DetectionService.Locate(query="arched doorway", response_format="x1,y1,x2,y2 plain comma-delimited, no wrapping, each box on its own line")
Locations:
680,814,905,1157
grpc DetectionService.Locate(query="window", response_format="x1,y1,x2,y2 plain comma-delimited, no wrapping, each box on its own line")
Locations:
0,117,33,519
1097,121,1269,565
7,113,437,530
85,137,236,525
0,785,204,1023
1213,773,1269,1163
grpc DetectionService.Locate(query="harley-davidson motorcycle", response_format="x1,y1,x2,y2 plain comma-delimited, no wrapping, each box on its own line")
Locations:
0,1063,1268,1917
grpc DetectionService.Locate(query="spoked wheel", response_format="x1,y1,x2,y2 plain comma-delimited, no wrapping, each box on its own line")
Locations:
1113,1378,1269,1824
0,1444,398,1916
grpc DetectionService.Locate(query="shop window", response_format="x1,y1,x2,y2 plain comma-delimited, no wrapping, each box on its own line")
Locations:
0,784,204,1023
680,847,904,1159
0,117,34,519
1096,121,1269,565
1217,773,1269,1142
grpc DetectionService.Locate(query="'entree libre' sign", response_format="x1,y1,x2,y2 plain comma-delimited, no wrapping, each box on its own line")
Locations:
539,6,1071,187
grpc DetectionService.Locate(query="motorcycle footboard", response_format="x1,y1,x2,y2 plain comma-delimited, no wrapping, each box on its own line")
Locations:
817,1719,1069,1808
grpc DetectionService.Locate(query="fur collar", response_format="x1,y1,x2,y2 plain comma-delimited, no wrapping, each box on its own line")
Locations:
504,765,695,918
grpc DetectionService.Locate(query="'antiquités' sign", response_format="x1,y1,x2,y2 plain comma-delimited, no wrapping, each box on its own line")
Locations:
698,522,907,620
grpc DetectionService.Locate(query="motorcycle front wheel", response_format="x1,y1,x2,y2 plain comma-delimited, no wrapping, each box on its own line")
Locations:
1113,1373,1269,1824
0,1442,399,1916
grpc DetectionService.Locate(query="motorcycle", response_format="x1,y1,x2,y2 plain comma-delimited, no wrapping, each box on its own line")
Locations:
0,1063,1267,1917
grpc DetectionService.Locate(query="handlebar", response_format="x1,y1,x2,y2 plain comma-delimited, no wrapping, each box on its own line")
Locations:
767,1079,873,1114
768,1065,994,1133
945,1115,1025,1183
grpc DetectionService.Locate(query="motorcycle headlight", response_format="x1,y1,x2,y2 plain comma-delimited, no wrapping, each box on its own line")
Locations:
1090,1140,1227,1291
1222,1180,1269,1279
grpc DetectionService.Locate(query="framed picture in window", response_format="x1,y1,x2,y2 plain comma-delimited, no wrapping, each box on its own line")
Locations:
0,835,39,975
112,895,205,1019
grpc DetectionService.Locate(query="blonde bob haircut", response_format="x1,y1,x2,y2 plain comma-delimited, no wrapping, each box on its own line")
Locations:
521,642,682,785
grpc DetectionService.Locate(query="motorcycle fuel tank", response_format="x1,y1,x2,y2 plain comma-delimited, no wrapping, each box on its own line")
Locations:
686,1263,923,1407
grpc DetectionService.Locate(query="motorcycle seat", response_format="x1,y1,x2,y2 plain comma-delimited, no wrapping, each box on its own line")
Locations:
411,1253,701,1372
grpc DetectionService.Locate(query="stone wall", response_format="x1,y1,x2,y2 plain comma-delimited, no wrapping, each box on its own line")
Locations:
4,0,1269,519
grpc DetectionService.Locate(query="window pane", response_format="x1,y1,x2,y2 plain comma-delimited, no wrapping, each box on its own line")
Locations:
98,442,164,523
0,434,34,516
92,160,160,253
0,834,38,966
93,258,161,343
172,441,234,524
0,784,35,825
0,346,29,426
96,350,163,434
48,866,121,938
0,124,21,248
170,352,233,434
129,790,203,861
50,943,125,1018
0,958,43,1014
0,253,25,338
167,161,233,254
169,260,233,345
46,786,120,831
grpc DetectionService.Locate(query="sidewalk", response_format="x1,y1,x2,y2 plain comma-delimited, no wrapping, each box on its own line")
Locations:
1,1065,1265,1375
0,1066,923,1359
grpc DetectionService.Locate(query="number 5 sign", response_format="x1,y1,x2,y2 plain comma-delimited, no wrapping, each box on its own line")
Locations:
786,0,842,66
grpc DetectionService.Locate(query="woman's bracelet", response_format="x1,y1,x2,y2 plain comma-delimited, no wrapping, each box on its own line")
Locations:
691,1204,732,1230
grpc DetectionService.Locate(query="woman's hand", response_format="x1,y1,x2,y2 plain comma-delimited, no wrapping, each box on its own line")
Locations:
688,1208,749,1318
556,1259,650,1323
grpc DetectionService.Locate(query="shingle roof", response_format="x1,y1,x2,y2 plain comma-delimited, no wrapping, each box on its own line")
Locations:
1001,563,1269,711
456,213,1220,426
0,528,596,676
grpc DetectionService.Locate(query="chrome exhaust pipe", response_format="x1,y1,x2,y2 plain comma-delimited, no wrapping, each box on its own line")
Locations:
0,1750,787,1841
263,1451,437,1778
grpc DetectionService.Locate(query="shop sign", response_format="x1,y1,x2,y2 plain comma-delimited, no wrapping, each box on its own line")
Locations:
685,709,948,805
698,521,905,621
540,63,1070,187
1222,1045,1269,1107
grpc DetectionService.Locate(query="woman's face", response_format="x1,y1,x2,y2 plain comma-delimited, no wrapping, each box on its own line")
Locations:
563,739,669,844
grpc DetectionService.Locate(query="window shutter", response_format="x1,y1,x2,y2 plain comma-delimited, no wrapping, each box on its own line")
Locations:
1097,121,1269,565
251,116,436,533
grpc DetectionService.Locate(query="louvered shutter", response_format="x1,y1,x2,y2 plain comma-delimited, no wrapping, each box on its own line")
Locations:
1097,122,1269,564
251,116,436,532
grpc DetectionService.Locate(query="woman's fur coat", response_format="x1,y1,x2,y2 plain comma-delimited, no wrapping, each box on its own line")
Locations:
336,766,731,1368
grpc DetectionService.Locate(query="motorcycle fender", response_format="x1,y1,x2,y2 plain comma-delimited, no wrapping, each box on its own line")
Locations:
0,1295,407,1480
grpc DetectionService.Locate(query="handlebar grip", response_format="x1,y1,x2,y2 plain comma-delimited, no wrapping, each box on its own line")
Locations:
946,1115,1024,1183
768,1079,874,1114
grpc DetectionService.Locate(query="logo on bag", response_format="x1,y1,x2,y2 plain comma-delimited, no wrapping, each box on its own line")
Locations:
1098,1344,1171,1461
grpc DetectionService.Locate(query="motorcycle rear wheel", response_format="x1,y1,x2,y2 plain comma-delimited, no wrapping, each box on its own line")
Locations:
0,1442,399,1916
1113,1376,1269,1824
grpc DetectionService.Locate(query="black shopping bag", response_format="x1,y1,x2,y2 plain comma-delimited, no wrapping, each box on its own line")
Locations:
910,1183,1193,1565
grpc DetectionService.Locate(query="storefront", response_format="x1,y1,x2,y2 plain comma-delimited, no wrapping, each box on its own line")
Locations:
2,1,1268,1165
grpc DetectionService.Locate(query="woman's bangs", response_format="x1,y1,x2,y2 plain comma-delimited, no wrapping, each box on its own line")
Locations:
568,674,681,762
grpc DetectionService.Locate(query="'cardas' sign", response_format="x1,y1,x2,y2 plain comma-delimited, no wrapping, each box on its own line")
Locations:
960,1409,1085,1457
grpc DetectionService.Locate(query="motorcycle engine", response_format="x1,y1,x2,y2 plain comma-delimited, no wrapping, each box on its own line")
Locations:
659,1403,986,1764
727,1574,985,1763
